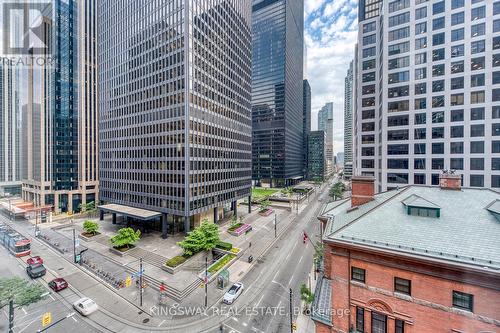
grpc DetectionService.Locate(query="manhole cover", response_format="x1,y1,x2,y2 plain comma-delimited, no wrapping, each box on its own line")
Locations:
138,311,143,315
142,318,150,323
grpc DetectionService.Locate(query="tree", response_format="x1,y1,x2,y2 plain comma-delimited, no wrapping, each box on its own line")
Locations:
259,199,271,212
83,220,99,235
110,227,141,249
300,283,315,308
177,220,220,256
231,214,238,227
78,201,96,213
0,277,46,332
329,182,345,200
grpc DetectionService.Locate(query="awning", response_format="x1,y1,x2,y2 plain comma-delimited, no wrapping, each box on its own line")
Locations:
98,204,162,220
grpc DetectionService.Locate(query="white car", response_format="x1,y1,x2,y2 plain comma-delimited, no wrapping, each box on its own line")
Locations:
223,282,244,304
73,297,98,316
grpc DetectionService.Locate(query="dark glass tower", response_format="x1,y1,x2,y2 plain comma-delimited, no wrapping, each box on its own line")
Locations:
251,0,304,187
303,79,311,179
99,1,252,233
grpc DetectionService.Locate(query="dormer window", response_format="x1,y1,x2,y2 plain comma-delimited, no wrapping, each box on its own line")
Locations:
402,194,441,218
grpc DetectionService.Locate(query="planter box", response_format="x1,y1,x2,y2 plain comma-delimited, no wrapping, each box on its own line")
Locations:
109,245,134,257
228,223,252,236
198,253,238,282
79,232,100,242
259,209,274,217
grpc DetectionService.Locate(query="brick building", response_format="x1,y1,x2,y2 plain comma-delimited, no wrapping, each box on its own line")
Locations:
312,175,500,333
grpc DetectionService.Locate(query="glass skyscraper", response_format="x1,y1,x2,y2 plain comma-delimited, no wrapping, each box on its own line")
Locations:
251,0,304,187
98,0,252,233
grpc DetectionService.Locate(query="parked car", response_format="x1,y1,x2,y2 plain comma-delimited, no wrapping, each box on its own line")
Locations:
73,297,98,316
48,278,68,292
26,264,46,279
223,282,244,304
27,256,43,267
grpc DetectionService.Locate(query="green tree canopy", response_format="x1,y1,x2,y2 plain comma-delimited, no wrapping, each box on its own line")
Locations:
110,227,141,249
329,182,346,200
83,220,99,235
300,283,314,305
177,220,220,256
0,277,46,309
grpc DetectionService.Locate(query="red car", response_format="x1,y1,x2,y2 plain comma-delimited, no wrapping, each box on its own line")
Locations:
48,278,68,292
27,256,43,267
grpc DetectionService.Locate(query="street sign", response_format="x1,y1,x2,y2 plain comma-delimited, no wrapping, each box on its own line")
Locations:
125,276,132,287
199,282,205,288
42,312,51,327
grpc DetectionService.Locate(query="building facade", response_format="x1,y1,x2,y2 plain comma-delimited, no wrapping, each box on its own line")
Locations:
0,64,22,196
318,102,334,175
344,60,354,179
98,0,252,233
303,79,311,179
308,131,326,182
313,175,500,333
251,0,304,187
22,0,99,213
354,0,500,192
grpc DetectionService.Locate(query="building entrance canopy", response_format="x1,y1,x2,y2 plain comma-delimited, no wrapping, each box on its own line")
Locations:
98,204,161,220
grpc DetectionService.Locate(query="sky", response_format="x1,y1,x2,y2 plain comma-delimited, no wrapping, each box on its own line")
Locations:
304,0,358,154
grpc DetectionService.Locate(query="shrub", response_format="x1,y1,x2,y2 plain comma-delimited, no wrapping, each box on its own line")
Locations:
110,227,141,249
165,255,187,268
177,220,220,256
207,254,235,274
83,220,99,235
227,223,243,232
215,241,233,251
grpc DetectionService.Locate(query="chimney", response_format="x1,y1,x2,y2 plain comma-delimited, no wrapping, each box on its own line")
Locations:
351,176,375,207
439,171,461,190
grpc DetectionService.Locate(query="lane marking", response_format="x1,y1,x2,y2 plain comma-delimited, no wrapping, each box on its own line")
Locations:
21,307,27,315
232,317,239,322
255,294,264,307
158,319,165,327
71,315,78,322
242,322,248,327
298,255,303,265
288,275,294,286
272,269,280,281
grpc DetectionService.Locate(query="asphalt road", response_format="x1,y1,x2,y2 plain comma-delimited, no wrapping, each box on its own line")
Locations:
205,178,334,333
0,239,100,333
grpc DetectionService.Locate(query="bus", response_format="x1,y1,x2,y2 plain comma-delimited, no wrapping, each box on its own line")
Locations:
0,222,31,257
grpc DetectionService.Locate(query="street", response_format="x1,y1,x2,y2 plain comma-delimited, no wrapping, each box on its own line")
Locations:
0,178,336,333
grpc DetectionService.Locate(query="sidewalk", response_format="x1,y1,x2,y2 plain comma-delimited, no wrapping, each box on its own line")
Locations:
296,263,318,333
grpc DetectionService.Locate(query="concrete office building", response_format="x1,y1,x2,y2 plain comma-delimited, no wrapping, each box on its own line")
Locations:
22,0,99,213
0,64,22,196
251,0,305,187
303,79,312,179
318,102,334,175
344,60,354,179
354,0,500,191
98,1,252,235
308,131,326,182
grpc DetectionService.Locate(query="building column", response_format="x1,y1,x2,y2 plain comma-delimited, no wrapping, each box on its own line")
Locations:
112,213,116,224
184,216,190,234
233,201,237,216
248,196,251,213
214,207,218,223
100,210,104,221
68,193,73,213
54,194,60,214
161,213,168,239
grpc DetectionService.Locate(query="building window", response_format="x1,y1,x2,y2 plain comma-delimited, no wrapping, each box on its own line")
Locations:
451,12,464,26
351,267,366,283
414,143,426,154
471,40,485,54
470,141,484,153
394,277,411,295
493,158,500,171
471,23,485,37
451,60,464,73
451,142,464,154
470,158,484,170
451,158,464,170
432,158,444,170
471,107,484,120
470,91,485,104
356,307,365,332
432,127,444,139
450,77,464,90
471,57,485,71
414,174,426,184
395,319,405,333
495,106,500,119
371,312,387,333
451,109,464,122
450,93,464,106
471,124,485,137
452,0,464,9
471,74,485,87
493,89,500,102
493,175,500,188
470,175,484,187
414,158,426,169
452,291,473,312
450,126,464,138
451,44,464,58
414,128,426,140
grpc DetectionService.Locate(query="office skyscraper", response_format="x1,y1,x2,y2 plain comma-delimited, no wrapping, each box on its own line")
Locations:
308,131,326,182
303,79,311,179
22,0,99,212
318,102,334,175
344,60,354,179
251,0,304,187
98,1,252,234
354,0,500,191
0,64,22,195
